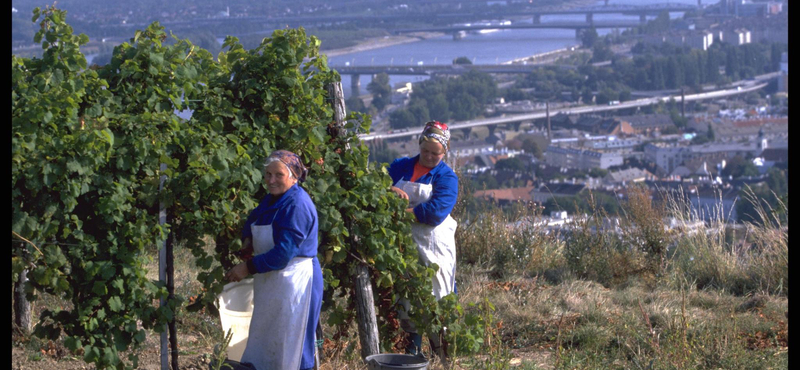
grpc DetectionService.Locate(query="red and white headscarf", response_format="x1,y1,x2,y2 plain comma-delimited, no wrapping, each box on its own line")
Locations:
266,150,308,183
419,121,450,152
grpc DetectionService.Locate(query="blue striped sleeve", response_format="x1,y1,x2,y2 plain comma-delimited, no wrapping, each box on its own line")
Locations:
250,201,310,273
413,168,458,226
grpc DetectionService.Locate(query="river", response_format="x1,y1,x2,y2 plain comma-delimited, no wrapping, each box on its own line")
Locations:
326,0,699,97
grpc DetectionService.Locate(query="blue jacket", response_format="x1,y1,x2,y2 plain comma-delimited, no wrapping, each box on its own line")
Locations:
241,184,319,273
388,155,459,227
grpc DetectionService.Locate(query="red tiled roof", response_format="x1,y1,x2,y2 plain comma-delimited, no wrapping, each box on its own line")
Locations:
473,186,535,202
489,154,509,165
454,156,475,167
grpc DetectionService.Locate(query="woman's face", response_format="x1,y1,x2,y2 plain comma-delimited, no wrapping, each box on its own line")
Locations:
264,161,296,196
419,141,445,168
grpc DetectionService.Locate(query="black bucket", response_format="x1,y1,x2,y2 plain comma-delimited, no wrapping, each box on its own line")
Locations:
365,354,429,370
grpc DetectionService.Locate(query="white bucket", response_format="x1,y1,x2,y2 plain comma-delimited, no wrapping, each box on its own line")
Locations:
217,278,254,362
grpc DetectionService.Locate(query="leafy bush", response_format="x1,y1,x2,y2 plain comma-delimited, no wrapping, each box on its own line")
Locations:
12,6,479,368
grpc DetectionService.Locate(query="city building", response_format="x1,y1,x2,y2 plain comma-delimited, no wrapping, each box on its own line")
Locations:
545,146,623,170
617,114,676,136
603,167,656,186
590,137,642,150
715,15,787,44
549,113,578,129
644,143,686,175
766,2,784,15
594,119,633,136
669,159,715,182
723,28,752,45
757,147,789,169
716,0,770,17
645,141,763,175
640,30,715,51
685,30,715,50
572,115,634,136
711,118,788,143
450,139,498,158
736,1,776,17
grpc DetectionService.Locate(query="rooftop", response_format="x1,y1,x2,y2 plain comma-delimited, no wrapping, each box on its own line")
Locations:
473,186,536,202
760,148,789,162
617,114,675,128
690,142,760,154
605,167,655,183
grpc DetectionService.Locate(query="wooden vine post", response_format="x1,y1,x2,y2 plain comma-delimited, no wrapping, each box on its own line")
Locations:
14,244,32,334
326,82,381,359
158,164,169,370
159,163,178,370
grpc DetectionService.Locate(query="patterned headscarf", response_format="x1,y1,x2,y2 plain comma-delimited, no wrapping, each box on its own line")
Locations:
266,150,308,183
419,121,451,152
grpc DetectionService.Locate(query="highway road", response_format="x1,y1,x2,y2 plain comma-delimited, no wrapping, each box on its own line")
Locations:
358,74,774,141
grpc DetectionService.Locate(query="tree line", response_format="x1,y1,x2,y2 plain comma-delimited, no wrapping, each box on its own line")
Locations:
510,41,785,106
389,70,498,129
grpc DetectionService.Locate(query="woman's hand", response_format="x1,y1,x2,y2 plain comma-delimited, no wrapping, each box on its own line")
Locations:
391,186,409,201
225,263,250,283
237,238,254,261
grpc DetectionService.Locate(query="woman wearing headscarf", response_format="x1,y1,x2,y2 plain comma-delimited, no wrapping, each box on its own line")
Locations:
226,150,323,370
388,121,458,359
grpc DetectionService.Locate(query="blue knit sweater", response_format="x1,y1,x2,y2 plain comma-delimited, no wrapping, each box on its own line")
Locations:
241,184,319,273
388,155,459,227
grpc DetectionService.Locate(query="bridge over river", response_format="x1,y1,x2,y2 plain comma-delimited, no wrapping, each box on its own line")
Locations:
110,3,698,34
391,4,697,40
396,20,644,40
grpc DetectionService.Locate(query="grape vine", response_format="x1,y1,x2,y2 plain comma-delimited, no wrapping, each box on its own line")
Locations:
12,6,480,369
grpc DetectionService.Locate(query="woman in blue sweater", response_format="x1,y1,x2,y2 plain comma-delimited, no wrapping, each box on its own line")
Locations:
388,121,458,360
226,150,322,370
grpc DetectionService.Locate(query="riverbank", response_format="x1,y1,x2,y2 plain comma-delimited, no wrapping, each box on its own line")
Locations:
497,0,610,65
503,45,583,65
321,32,444,58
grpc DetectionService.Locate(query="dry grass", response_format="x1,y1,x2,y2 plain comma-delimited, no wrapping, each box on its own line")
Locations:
445,182,787,369
663,187,788,296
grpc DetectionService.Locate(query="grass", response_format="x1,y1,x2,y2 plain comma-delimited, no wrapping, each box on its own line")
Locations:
12,183,788,370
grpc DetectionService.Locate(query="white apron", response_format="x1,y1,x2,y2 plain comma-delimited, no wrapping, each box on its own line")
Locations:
240,223,313,370
397,180,457,300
